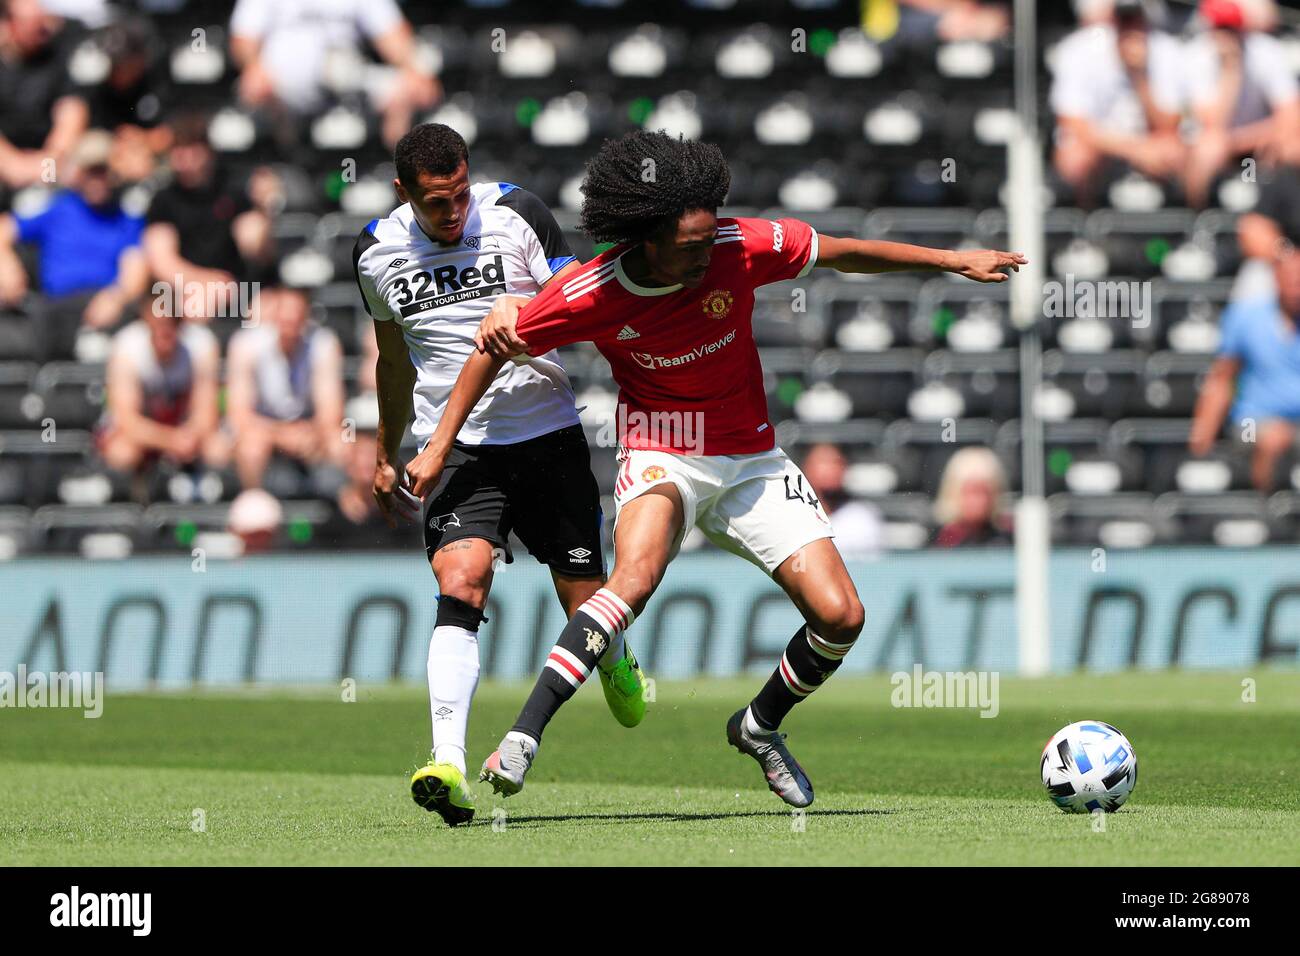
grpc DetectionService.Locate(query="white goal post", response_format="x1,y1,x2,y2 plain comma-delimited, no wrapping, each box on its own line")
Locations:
1010,0,1051,677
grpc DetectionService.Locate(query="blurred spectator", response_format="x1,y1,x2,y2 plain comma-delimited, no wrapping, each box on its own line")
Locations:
1070,0,1120,26
335,427,384,525
933,447,1012,546
142,113,274,314
1234,0,1280,32
0,129,146,359
89,17,171,183
1233,162,1300,302
1050,0,1185,207
1183,0,1300,208
229,0,440,149
226,286,345,495
0,0,89,190
801,443,884,558
896,0,1009,42
227,487,282,554
39,0,109,29
1191,248,1300,490
98,288,224,482
355,314,378,394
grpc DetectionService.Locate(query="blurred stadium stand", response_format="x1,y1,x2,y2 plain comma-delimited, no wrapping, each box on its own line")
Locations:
2,0,1299,560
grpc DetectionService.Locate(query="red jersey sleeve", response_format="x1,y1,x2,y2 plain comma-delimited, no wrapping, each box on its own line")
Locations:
736,216,819,287
513,265,603,355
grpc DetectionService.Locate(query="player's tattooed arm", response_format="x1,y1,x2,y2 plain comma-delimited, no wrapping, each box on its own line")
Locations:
815,235,1026,283
405,349,509,499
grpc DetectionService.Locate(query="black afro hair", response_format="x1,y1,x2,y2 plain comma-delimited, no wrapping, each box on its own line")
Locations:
579,130,730,245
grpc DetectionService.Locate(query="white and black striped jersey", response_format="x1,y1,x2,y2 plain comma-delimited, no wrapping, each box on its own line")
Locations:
353,181,580,448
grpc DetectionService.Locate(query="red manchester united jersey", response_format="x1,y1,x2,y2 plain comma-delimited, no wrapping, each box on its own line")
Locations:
514,216,819,455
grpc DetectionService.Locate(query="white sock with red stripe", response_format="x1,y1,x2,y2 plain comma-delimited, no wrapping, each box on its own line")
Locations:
511,588,635,742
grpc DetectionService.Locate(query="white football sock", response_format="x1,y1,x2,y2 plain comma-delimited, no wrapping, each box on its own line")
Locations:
427,625,480,774
504,730,538,756
595,628,626,674
743,705,771,736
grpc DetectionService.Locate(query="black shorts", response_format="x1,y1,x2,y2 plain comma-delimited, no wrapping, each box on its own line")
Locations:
422,423,605,577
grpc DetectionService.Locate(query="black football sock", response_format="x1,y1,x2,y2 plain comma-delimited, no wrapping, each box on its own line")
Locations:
510,588,635,743
747,624,857,731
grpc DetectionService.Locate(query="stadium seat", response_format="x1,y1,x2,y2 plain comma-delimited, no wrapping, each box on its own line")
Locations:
923,348,1019,420
33,362,106,431
0,363,38,429
32,503,143,556
1049,492,1163,548
1086,209,1196,280
822,348,923,420
1154,492,1280,547
884,418,999,496
1041,349,1145,421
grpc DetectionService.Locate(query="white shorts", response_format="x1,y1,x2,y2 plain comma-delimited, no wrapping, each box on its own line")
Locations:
612,445,835,574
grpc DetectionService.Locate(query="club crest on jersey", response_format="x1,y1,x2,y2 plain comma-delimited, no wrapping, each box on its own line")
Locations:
701,289,734,320
641,465,667,482
464,235,480,248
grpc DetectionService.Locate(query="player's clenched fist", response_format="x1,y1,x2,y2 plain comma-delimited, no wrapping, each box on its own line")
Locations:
372,459,422,528
403,444,451,500
475,294,531,357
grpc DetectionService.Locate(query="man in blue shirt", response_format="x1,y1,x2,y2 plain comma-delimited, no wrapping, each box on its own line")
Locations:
0,130,147,359
1191,248,1300,489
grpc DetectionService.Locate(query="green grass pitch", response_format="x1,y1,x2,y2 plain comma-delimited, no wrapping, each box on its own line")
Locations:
1,672,1297,866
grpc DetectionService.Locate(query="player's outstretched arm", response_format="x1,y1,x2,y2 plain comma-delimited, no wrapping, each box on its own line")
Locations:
815,235,1026,283
405,349,509,499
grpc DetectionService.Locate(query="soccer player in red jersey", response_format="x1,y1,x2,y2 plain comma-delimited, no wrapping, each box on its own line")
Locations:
406,131,1025,806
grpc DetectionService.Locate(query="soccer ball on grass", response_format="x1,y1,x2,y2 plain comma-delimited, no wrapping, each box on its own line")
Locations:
1040,720,1137,813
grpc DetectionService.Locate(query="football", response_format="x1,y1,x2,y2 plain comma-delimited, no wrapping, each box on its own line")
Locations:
1040,720,1138,813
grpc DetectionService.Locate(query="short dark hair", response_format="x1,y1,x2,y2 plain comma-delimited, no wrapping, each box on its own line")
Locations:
579,130,730,245
394,123,469,189
169,111,210,148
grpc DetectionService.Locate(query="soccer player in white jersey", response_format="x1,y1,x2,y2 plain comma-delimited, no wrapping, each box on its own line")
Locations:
353,124,647,826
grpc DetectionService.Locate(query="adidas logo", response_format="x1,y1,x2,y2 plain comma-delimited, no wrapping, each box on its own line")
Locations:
616,325,640,341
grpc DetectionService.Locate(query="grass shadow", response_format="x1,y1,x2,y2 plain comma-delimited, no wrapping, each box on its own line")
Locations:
460,807,896,829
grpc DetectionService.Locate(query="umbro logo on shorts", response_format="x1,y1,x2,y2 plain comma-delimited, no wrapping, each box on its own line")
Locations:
568,547,592,562
616,325,640,340
386,258,407,271
429,512,461,531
